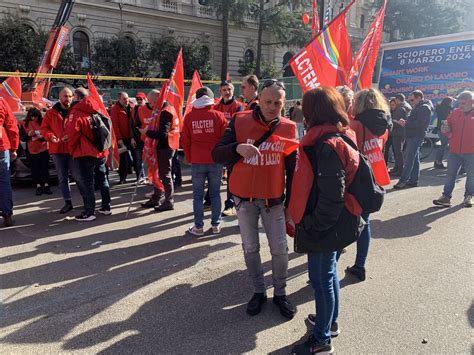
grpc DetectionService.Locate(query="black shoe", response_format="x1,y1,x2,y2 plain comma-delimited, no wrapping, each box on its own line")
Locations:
345,265,366,281
75,212,96,222
405,181,418,187
141,198,159,209
434,161,446,169
393,182,407,190
246,293,267,316
154,201,174,212
43,186,53,195
98,207,112,216
35,187,43,196
307,314,340,337
273,295,296,319
291,335,334,354
59,201,73,214
174,180,182,188
3,214,14,227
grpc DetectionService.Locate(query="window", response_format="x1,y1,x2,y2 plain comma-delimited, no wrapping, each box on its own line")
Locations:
360,14,365,29
282,52,294,77
244,49,254,64
72,30,90,68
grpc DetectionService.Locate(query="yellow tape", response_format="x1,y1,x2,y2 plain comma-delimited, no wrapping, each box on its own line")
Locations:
0,71,223,84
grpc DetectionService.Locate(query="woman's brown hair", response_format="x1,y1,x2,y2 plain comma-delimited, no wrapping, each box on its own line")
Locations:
302,86,349,129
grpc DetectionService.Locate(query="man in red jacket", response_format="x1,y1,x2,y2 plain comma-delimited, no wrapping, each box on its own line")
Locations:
111,92,136,184
182,87,228,236
41,87,74,214
66,88,111,221
433,91,474,208
0,97,19,227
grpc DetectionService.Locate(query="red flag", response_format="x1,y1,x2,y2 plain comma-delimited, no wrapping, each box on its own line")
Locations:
226,72,231,81
144,49,184,190
289,0,354,93
184,70,203,118
0,76,22,112
348,0,387,91
87,73,119,169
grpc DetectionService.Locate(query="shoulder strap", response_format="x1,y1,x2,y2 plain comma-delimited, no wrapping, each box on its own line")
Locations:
314,131,359,153
253,120,279,148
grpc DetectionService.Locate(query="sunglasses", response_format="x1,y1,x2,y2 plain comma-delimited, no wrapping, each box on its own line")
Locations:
262,79,286,91
136,98,144,101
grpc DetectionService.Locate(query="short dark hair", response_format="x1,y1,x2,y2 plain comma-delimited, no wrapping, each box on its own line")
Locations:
411,90,423,99
24,107,43,127
243,74,259,90
302,87,349,129
395,93,406,102
196,87,214,99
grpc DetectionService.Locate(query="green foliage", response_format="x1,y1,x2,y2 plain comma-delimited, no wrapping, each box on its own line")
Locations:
374,0,467,41
238,60,280,79
91,36,150,77
148,37,215,80
0,15,76,73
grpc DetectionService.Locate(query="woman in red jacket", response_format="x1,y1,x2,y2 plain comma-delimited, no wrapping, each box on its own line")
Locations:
290,87,362,355
20,108,52,196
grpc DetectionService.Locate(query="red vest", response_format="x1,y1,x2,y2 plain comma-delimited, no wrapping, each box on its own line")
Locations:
229,112,298,200
215,99,244,120
160,104,180,150
245,97,259,111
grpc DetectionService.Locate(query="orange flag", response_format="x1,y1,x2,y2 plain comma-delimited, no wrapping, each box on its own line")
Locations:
87,73,119,169
0,76,22,112
184,70,203,118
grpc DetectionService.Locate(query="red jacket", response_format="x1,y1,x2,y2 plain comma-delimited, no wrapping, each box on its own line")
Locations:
66,97,109,159
445,108,474,154
111,102,134,140
289,125,361,225
20,120,48,154
0,97,19,152
41,103,70,154
181,106,228,164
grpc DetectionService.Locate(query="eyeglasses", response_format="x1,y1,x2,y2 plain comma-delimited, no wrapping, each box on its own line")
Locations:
262,79,286,91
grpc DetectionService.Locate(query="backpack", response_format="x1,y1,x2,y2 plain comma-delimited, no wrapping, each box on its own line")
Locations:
90,113,112,152
315,132,385,215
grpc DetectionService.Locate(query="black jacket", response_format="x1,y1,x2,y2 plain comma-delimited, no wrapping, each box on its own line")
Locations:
435,103,453,130
391,102,411,137
355,109,390,137
145,104,172,150
405,99,434,138
212,108,296,207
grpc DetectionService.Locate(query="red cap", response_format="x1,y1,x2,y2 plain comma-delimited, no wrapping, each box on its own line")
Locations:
135,92,146,100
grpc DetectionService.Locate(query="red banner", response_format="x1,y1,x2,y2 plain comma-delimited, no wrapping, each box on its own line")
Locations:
288,0,354,93
348,0,387,91
184,70,203,118
0,76,22,112
87,74,119,169
49,26,70,68
362,132,390,186
144,49,184,190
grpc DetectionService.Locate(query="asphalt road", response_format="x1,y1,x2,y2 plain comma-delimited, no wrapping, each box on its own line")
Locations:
1,160,473,354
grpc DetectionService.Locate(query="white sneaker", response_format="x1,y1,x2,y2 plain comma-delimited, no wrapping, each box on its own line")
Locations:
211,224,221,234
464,195,473,208
187,225,204,236
222,207,236,217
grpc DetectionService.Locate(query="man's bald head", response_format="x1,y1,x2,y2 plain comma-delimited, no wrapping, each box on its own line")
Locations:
59,87,73,109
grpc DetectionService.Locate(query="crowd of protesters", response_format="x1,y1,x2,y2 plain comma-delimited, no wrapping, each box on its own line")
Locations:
1,72,473,353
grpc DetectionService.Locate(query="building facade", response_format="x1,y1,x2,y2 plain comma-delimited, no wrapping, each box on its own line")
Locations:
0,0,376,78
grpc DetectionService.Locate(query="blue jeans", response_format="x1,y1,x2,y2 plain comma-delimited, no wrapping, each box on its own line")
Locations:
52,154,73,201
296,122,305,140
74,157,111,215
308,251,339,345
192,164,223,228
435,132,449,163
0,150,13,216
355,213,370,267
442,153,474,198
399,137,424,184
